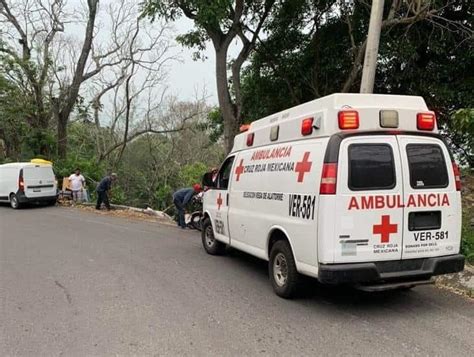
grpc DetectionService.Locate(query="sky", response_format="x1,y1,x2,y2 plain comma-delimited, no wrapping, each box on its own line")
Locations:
62,0,220,105
167,18,218,104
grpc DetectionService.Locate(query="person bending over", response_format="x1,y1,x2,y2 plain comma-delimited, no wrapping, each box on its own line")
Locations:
173,184,202,228
96,173,117,210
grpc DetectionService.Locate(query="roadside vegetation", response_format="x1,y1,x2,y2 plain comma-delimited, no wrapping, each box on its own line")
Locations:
462,173,474,263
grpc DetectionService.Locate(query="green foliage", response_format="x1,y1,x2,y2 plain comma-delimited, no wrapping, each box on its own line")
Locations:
461,219,474,264
240,0,473,166
179,162,208,187
197,107,224,143
109,185,127,205
445,109,474,166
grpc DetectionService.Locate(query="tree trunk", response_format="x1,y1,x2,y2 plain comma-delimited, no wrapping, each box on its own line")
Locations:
215,49,239,154
55,0,99,159
57,113,68,160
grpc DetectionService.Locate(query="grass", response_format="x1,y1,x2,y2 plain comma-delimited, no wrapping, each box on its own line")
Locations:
461,172,474,264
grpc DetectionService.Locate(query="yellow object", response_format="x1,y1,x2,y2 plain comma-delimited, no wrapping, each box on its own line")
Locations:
31,158,53,165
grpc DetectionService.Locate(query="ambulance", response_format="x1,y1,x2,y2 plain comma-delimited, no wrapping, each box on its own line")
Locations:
201,93,464,298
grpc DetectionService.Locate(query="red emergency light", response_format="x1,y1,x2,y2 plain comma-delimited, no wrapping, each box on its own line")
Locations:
417,112,436,131
338,111,359,130
246,132,254,146
240,124,251,132
301,118,314,136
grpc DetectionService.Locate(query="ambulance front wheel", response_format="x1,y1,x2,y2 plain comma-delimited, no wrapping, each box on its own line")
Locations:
201,218,226,255
269,240,300,298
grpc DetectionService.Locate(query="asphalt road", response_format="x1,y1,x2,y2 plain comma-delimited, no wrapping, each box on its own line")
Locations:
1,206,473,356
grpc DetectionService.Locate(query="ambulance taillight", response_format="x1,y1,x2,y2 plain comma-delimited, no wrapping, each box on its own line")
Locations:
417,112,436,131
452,162,462,191
338,111,359,130
320,163,337,194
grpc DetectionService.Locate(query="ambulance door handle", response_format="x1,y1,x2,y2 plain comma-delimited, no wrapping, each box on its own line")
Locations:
226,193,229,206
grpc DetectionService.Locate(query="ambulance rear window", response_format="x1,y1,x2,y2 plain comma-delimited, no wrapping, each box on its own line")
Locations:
348,144,395,190
406,144,448,189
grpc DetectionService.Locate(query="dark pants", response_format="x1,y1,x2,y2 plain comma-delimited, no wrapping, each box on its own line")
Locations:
96,190,110,210
174,199,185,228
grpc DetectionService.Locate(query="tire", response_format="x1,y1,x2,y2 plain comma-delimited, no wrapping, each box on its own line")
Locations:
190,212,203,231
201,218,226,255
269,240,300,298
10,194,20,209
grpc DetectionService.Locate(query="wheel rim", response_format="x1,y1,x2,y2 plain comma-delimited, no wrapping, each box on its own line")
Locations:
11,196,18,208
205,225,215,247
273,252,288,287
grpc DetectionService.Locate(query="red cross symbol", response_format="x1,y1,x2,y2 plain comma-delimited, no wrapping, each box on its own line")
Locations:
295,152,312,182
216,193,223,210
235,159,245,181
373,215,398,243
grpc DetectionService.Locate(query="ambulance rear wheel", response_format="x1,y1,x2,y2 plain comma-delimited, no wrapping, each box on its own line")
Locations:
269,240,300,298
202,218,226,255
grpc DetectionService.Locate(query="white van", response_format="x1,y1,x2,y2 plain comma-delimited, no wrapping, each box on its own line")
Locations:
0,162,58,209
202,93,464,298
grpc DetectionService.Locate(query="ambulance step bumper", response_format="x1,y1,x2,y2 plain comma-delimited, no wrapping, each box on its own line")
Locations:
355,279,434,292
318,254,465,284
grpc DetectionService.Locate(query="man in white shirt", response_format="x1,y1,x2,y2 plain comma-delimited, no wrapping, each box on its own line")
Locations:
68,168,86,203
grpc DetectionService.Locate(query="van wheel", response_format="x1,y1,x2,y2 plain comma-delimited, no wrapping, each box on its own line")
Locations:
201,218,226,255
10,194,20,209
269,240,300,298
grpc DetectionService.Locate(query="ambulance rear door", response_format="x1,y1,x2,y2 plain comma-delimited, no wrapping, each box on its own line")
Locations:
397,135,462,259
334,136,404,263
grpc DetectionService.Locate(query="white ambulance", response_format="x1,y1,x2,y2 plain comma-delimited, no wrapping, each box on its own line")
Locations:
201,93,464,298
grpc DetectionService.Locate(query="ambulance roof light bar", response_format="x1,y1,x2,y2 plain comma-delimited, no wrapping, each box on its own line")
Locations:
417,112,436,131
338,110,359,130
240,124,251,132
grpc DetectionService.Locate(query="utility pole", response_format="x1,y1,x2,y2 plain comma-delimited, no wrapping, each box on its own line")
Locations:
360,0,385,93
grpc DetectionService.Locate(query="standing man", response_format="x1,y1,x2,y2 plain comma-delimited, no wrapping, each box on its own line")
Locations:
69,168,86,203
173,184,202,229
96,173,117,210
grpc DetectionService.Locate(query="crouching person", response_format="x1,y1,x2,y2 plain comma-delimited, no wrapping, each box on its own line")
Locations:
173,184,202,229
96,173,117,210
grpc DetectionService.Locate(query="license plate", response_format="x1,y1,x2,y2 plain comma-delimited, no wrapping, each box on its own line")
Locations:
33,189,41,192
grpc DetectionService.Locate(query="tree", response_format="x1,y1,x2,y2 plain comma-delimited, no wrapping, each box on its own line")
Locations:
1,0,176,159
0,0,99,157
143,0,276,153
0,73,30,159
238,1,473,165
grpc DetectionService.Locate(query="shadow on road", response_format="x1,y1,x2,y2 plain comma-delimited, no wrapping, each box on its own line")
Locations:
0,202,57,210
223,246,432,309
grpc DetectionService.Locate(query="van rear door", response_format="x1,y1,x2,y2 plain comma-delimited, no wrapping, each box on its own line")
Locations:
397,136,461,259
23,165,56,198
334,136,404,263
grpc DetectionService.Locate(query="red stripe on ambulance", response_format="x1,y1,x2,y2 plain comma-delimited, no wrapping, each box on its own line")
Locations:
348,193,450,210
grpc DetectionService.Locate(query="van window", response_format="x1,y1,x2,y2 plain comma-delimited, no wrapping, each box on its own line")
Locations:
23,166,54,179
348,144,395,190
406,144,448,189
217,156,235,190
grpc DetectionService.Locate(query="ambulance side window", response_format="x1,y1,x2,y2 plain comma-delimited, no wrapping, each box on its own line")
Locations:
217,156,235,190
406,144,448,189
348,144,396,191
